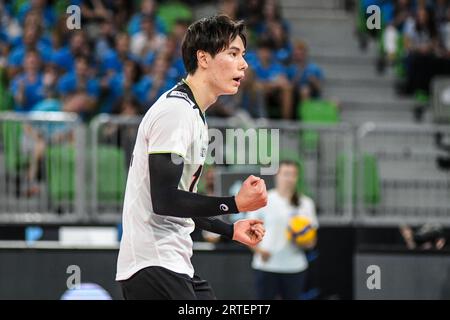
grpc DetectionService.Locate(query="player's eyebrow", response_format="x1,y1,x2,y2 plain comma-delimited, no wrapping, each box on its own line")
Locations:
229,46,246,55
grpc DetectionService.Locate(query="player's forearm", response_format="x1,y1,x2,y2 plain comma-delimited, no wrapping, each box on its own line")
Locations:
192,217,234,239
153,188,239,218
149,153,239,218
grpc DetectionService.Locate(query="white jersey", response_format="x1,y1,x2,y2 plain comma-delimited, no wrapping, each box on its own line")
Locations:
249,189,318,273
116,81,209,280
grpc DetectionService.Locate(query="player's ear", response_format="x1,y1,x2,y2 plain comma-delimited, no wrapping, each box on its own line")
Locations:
196,50,209,70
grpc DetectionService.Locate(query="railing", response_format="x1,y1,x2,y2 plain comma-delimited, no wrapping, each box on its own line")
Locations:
356,122,450,226
89,114,141,223
2,112,450,226
0,112,87,223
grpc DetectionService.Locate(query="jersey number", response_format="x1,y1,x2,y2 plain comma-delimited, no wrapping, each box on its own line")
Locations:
189,165,203,192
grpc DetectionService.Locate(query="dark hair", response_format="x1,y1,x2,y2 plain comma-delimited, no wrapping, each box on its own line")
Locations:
182,14,246,75
278,160,301,207
123,58,142,83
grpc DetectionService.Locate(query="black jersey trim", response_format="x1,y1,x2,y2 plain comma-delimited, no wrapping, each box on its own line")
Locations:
166,81,206,124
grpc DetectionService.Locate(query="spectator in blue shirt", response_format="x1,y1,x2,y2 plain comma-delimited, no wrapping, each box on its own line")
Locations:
286,40,324,102
17,0,56,30
100,32,137,76
57,55,100,114
135,54,177,109
254,0,290,39
250,38,293,119
95,17,117,63
10,50,45,111
7,24,52,79
127,0,166,35
52,31,91,73
266,20,292,64
130,14,166,59
100,59,142,113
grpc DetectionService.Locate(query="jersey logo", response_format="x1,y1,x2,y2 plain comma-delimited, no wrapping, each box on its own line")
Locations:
200,146,207,158
167,90,194,105
219,204,229,212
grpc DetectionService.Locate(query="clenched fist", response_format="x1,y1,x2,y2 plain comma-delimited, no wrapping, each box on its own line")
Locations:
232,219,265,247
235,175,268,212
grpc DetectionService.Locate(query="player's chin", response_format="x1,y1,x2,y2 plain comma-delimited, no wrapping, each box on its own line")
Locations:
222,84,240,95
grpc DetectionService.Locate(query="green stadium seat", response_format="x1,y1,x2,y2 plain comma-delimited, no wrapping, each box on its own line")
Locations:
46,144,76,201
96,145,127,203
298,99,340,150
0,68,14,112
157,1,192,34
45,144,127,203
2,121,28,173
336,153,381,208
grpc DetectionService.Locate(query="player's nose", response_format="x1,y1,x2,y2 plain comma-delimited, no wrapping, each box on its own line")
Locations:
240,57,248,71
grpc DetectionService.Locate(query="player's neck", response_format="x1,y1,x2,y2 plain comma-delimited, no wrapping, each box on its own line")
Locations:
184,74,218,113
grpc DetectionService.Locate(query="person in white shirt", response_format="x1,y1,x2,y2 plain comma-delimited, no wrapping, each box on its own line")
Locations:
249,160,318,299
116,15,268,300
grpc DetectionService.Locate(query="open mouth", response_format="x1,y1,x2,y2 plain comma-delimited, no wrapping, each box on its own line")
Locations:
233,76,243,85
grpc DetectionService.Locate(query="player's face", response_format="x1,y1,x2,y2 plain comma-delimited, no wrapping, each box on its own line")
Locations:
209,36,248,95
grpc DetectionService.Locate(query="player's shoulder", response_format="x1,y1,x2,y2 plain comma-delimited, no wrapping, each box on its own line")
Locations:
164,81,196,107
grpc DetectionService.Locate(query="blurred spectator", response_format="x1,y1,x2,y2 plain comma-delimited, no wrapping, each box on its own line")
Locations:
57,55,100,114
130,14,166,59
400,224,446,250
439,7,450,56
81,0,113,24
378,0,413,72
0,1,21,63
100,58,142,113
52,31,91,73
51,16,72,52
101,95,141,166
286,40,324,114
237,0,264,33
435,131,450,171
111,0,134,31
135,54,177,109
17,0,56,30
100,32,137,76
171,18,190,51
198,166,223,243
21,91,64,197
219,0,239,20
95,17,117,62
7,23,52,79
9,49,45,111
266,20,292,64
248,160,318,300
127,0,166,36
403,6,439,94
249,38,293,119
255,0,290,39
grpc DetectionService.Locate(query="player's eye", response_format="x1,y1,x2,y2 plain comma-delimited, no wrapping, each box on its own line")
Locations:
230,51,237,57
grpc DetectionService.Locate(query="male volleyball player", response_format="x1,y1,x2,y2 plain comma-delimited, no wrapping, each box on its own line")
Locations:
116,15,268,300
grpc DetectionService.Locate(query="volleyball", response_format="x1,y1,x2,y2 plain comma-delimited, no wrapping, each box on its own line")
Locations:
286,215,317,248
